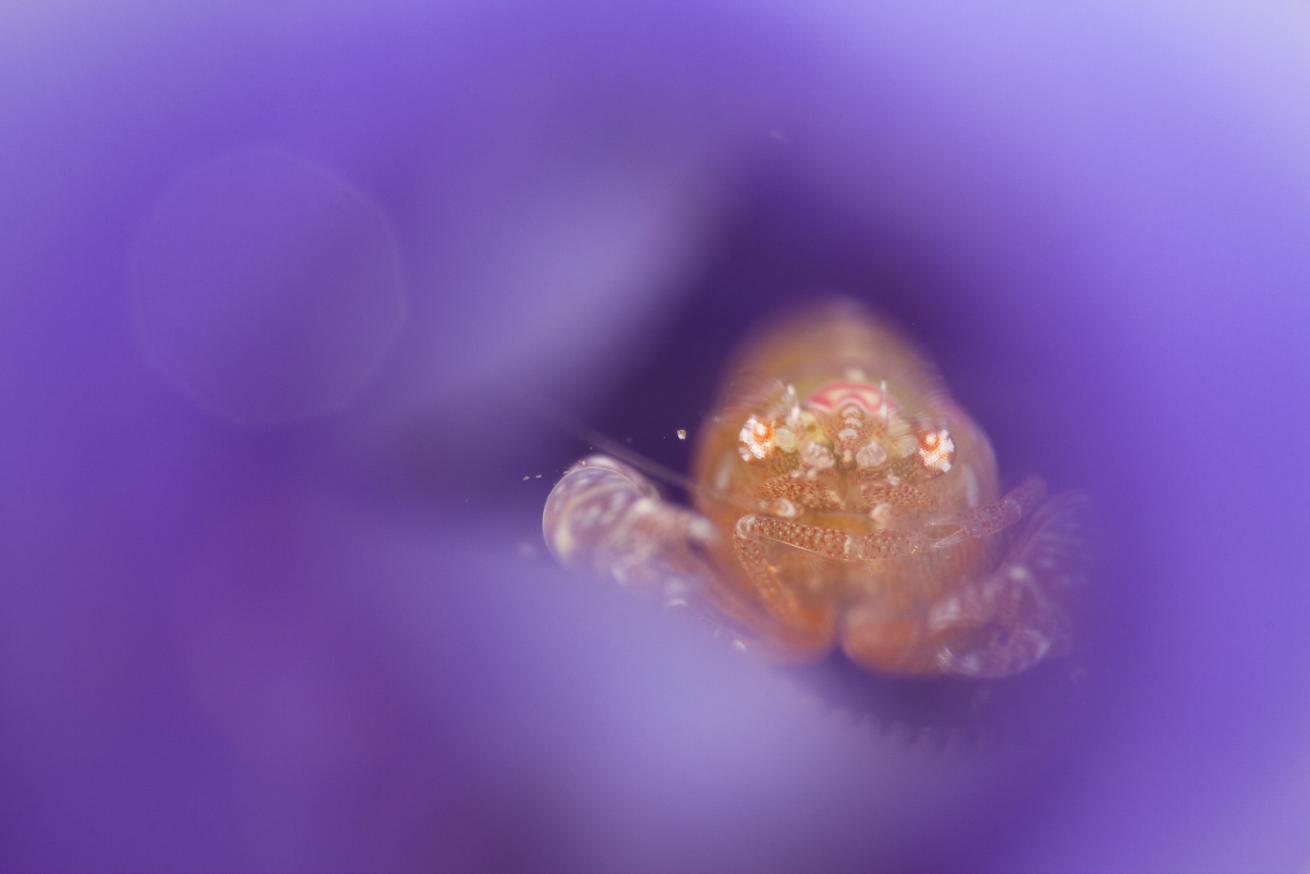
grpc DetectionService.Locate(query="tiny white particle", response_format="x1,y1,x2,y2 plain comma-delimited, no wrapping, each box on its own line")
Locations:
521,475,530,481
676,428,687,441
534,473,542,479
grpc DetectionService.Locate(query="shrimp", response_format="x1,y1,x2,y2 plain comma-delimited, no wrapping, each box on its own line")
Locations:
543,301,1087,679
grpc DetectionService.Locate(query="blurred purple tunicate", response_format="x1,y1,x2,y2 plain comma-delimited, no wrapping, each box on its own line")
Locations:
2,2,1308,872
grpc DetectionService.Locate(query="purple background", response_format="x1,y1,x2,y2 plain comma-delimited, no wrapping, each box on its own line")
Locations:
3,2,1309,871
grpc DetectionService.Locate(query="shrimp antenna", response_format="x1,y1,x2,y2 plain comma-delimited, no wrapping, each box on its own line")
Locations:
521,393,755,512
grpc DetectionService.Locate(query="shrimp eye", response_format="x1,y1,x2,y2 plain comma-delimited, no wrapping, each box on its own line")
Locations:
738,415,775,461
917,427,955,475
